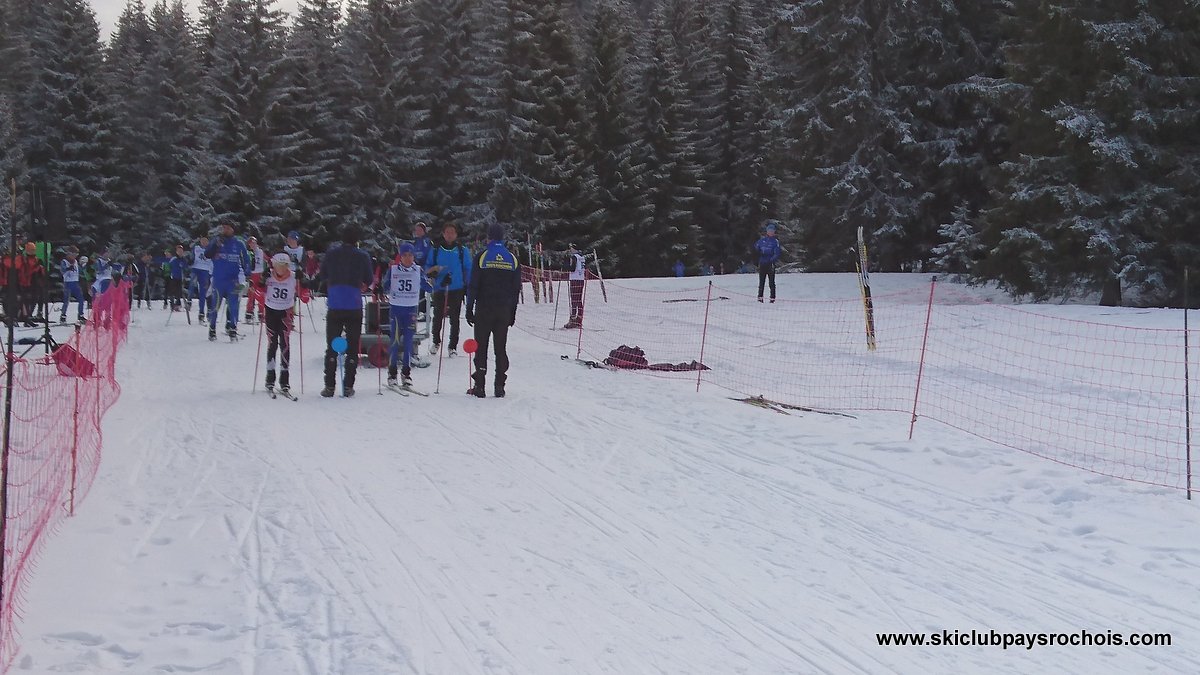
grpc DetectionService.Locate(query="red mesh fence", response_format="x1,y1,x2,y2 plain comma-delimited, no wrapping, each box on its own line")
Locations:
516,270,1195,492
0,281,131,670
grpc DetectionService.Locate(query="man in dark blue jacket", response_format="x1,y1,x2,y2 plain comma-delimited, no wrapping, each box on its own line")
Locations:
466,223,522,398
320,226,374,398
205,222,250,339
753,221,782,303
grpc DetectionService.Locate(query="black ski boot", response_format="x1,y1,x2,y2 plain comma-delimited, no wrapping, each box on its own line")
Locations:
321,386,335,398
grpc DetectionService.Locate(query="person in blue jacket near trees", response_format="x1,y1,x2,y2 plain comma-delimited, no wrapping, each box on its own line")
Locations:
673,259,685,277
320,225,374,398
205,222,250,340
424,221,472,357
754,220,782,303
409,221,433,319
166,244,189,311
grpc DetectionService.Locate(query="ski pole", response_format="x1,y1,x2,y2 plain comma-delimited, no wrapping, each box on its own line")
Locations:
376,300,384,396
434,289,449,394
252,307,265,394
297,298,304,395
552,277,562,328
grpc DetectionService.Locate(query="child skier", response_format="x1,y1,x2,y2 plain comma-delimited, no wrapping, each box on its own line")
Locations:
59,247,85,324
166,245,189,311
382,243,422,388
260,253,310,396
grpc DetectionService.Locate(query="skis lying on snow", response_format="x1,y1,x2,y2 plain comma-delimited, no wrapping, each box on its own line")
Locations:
731,395,857,419
560,355,612,370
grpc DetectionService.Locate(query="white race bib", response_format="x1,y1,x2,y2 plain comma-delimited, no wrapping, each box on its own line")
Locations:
61,261,80,283
388,264,422,307
265,275,297,311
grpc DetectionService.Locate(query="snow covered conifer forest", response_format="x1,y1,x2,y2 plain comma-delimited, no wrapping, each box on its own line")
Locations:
0,0,1197,303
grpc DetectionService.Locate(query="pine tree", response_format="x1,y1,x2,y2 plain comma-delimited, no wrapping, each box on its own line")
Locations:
139,0,203,248
20,0,115,247
497,0,599,247
635,0,702,276
271,0,345,245
187,0,291,237
337,0,413,246
582,0,650,272
978,0,1200,303
406,0,498,232
104,0,156,240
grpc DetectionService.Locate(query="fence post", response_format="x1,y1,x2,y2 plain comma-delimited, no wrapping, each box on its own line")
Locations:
909,276,938,441
69,377,79,516
697,281,713,393
575,275,588,360
1185,268,1192,500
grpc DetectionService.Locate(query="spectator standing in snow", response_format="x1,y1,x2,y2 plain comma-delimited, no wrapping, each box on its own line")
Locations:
673,259,685,277
563,244,587,329
754,221,782,303
425,222,472,357
319,226,373,398
466,223,522,398
204,222,251,340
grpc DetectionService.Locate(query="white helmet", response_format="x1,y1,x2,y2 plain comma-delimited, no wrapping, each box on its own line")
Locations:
271,253,291,266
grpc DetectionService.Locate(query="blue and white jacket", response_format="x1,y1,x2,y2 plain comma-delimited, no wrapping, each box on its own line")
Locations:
754,236,782,266
205,236,249,288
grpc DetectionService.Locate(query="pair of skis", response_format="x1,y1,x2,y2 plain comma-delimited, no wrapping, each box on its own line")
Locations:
386,383,429,397
854,226,877,351
266,387,298,401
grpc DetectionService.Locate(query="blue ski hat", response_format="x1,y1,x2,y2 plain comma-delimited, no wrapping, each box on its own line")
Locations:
765,221,778,234
398,242,415,255
287,230,300,241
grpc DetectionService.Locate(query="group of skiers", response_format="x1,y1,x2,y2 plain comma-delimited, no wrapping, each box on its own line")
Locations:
318,219,521,399
0,240,128,327
36,217,783,400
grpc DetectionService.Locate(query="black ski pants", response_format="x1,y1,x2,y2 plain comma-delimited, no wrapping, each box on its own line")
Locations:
758,263,776,300
325,308,363,389
472,308,511,388
266,307,293,389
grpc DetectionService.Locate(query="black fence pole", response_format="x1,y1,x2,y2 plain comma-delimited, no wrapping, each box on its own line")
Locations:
1,177,19,620
1185,268,1192,501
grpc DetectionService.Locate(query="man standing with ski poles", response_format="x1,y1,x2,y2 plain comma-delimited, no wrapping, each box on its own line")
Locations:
320,225,373,398
205,222,250,341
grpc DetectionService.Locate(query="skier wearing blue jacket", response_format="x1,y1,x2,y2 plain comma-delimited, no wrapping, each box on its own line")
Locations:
410,221,433,318
166,244,188,311
59,247,85,324
205,222,250,340
754,221,782,303
424,222,472,357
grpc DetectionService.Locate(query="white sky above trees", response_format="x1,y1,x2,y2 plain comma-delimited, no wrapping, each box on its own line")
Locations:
92,0,307,40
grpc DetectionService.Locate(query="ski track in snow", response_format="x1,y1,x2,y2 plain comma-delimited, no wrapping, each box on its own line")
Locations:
14,274,1200,674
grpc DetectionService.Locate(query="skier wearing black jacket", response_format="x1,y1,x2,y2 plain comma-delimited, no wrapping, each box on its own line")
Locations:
319,226,374,398
465,223,522,398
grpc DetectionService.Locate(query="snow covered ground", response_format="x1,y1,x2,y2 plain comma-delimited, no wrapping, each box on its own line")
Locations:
14,274,1200,674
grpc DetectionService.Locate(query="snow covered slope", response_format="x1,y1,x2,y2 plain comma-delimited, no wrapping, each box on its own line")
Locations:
15,275,1200,674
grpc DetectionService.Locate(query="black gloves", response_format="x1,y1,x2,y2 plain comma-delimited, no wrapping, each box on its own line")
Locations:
510,307,517,327
466,306,475,326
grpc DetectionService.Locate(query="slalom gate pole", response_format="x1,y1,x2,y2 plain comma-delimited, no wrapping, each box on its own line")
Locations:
252,304,265,394
376,300,383,396
909,276,938,440
298,298,305,395
697,281,713,392
1185,268,1192,501
575,277,587,360
435,290,449,394
552,275,563,329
